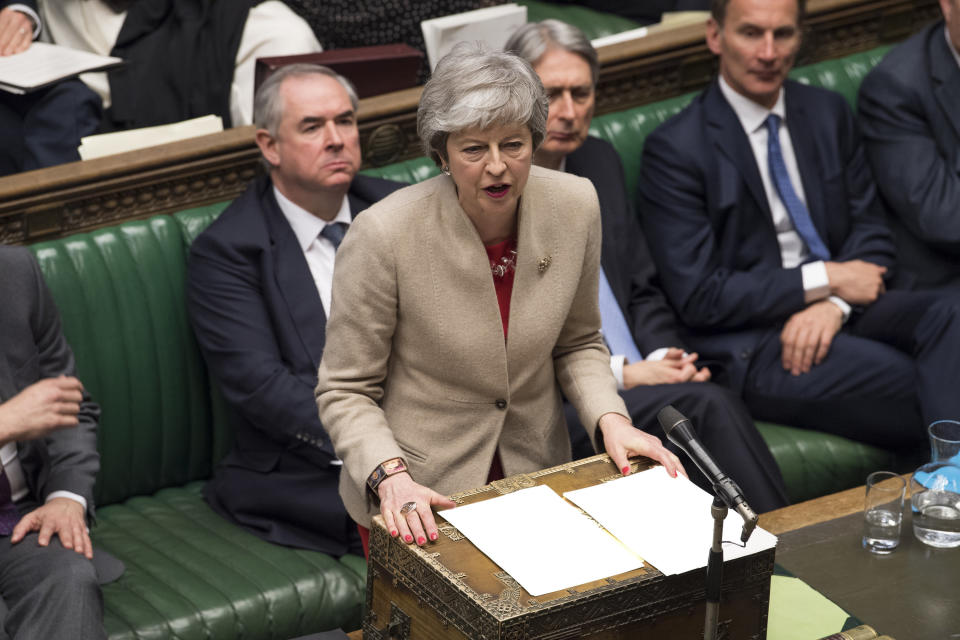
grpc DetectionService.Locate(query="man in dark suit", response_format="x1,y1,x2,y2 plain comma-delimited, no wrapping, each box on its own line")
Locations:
187,65,402,556
0,246,104,639
0,1,102,176
638,0,960,448
858,0,960,290
506,20,788,512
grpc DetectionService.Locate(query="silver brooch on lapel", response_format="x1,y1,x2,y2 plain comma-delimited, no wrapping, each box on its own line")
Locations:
537,255,551,273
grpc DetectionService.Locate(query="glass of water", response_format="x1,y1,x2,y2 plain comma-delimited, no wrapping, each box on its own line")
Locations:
862,471,905,554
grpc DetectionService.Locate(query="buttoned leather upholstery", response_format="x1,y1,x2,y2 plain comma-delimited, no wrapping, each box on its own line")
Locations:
31,205,364,639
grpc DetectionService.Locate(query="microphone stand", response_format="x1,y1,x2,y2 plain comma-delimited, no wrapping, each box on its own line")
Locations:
704,495,727,640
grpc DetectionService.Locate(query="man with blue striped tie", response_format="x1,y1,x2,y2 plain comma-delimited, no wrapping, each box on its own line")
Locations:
639,0,960,449
507,20,789,512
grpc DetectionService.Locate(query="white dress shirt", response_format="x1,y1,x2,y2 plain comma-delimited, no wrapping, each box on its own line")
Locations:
946,26,960,70
719,77,850,320
273,187,351,317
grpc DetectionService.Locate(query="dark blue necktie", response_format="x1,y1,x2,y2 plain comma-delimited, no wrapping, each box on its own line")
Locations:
765,114,830,261
319,222,348,251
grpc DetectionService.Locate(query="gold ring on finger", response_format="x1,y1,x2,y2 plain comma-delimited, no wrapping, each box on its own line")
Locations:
399,501,417,515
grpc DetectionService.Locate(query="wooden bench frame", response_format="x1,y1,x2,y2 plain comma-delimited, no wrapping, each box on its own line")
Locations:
0,0,938,244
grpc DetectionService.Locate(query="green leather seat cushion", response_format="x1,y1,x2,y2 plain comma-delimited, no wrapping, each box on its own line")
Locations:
96,482,365,640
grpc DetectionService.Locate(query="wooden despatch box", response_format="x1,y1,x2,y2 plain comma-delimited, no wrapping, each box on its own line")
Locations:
363,454,775,639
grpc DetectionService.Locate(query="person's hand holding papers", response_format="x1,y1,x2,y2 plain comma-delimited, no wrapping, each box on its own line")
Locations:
0,6,33,57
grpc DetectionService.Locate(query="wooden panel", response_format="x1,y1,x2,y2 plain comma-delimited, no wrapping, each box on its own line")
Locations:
0,0,939,244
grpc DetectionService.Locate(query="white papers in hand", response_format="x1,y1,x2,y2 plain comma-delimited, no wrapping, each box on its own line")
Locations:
565,466,778,576
0,42,122,95
439,485,643,597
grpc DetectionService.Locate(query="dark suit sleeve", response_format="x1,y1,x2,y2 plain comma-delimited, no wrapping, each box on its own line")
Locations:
617,188,687,354
859,62,960,249
638,124,805,330
26,252,99,518
831,95,898,268
187,232,337,463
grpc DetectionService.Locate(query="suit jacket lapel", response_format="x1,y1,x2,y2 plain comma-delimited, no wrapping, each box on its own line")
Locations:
705,82,771,220
930,27,960,142
784,86,829,240
261,185,328,366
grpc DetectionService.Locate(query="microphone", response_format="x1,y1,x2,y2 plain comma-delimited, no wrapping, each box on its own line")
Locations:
656,405,758,543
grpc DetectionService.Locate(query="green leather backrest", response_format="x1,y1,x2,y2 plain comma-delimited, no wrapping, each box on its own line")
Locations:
31,216,215,506
517,0,643,39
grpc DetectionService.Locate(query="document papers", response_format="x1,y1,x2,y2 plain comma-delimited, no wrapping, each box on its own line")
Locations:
439,485,643,596
78,115,224,160
440,467,778,596
0,42,122,95
421,3,527,71
565,467,778,576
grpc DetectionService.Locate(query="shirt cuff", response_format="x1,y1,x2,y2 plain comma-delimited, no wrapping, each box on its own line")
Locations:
609,354,626,390
645,347,670,362
801,260,831,304
827,295,852,324
7,4,41,39
46,490,87,511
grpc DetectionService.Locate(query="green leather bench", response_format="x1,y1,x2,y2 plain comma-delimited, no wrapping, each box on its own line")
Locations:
23,44,907,640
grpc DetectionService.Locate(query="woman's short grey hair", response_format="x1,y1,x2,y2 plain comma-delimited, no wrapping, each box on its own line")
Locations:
503,20,599,88
417,42,548,166
254,63,360,137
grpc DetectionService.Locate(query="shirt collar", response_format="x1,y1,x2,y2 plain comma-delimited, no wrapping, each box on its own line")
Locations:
273,186,351,252
718,75,787,135
946,25,960,71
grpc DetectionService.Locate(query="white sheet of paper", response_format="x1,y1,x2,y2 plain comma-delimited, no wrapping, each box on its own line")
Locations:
439,485,643,596
78,114,224,160
565,467,778,576
421,4,527,71
0,42,121,94
590,27,649,49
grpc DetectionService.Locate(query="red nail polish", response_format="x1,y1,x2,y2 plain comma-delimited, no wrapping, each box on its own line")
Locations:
417,536,426,545
404,534,413,543
430,532,438,541
390,529,398,537
622,466,630,475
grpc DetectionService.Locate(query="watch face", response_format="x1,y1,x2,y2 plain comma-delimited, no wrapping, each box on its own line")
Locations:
383,458,407,474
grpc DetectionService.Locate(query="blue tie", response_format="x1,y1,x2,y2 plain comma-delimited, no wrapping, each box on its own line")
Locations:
598,267,644,363
320,222,348,251
765,114,830,261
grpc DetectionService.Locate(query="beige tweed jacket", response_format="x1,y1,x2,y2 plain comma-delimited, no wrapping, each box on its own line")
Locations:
315,165,629,526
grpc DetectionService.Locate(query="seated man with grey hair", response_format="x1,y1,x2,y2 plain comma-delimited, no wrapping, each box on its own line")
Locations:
505,20,788,512
187,64,403,555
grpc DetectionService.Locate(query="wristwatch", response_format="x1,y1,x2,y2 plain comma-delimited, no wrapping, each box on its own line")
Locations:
367,457,408,493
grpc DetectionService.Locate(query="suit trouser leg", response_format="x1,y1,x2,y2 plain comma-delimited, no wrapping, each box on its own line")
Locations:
0,534,105,640
565,382,789,512
846,290,960,426
743,315,924,450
